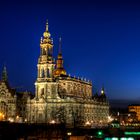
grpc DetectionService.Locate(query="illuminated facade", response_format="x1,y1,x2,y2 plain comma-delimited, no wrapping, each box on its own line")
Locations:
0,66,32,122
0,66,16,121
26,22,109,127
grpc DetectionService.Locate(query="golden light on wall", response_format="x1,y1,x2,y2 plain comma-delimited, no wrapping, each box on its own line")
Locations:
0,112,5,121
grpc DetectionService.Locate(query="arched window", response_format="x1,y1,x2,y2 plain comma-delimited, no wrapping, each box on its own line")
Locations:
41,69,45,78
42,48,46,55
41,88,44,96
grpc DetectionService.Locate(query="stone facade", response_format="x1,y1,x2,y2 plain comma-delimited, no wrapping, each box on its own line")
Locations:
0,66,32,122
26,22,109,127
0,81,16,121
0,67,16,121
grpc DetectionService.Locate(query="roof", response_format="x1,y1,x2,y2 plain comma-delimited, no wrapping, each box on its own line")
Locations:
0,81,16,96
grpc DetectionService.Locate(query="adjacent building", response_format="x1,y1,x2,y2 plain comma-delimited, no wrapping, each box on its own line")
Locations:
0,66,16,121
0,66,32,122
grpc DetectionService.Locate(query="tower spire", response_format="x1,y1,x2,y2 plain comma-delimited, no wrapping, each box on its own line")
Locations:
46,20,49,31
2,65,8,82
53,37,66,77
100,85,106,99
59,37,62,54
43,20,51,38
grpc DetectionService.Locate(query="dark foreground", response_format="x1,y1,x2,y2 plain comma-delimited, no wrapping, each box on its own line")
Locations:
0,122,140,140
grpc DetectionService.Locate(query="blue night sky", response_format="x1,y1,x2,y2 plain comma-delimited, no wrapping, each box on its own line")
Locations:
0,0,140,100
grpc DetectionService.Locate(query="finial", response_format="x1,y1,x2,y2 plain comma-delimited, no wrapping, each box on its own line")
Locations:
2,65,8,82
43,20,51,38
46,20,49,31
59,37,62,54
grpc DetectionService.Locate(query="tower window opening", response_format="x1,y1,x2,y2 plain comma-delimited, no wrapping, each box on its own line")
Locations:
42,48,47,55
41,69,45,78
41,88,44,96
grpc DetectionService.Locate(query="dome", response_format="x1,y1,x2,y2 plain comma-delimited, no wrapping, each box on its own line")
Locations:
53,68,66,77
43,31,50,38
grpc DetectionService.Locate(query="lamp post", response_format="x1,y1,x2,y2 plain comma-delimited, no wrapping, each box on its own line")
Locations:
67,132,72,140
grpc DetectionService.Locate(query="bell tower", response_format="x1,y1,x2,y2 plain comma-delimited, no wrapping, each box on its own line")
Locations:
35,21,56,99
37,21,55,80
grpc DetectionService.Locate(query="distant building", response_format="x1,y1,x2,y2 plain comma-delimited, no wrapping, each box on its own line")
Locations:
128,105,140,121
0,66,32,122
26,22,109,127
110,107,138,128
0,66,16,121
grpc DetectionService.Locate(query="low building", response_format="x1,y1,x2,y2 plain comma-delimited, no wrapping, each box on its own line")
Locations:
110,107,138,127
128,105,140,121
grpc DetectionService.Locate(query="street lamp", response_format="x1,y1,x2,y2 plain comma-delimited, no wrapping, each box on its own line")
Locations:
85,121,91,127
67,132,72,136
50,120,55,124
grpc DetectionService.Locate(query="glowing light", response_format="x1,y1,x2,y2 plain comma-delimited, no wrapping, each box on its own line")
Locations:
97,130,103,137
120,138,127,140
98,131,102,136
50,120,55,124
104,138,111,140
105,138,111,140
108,116,113,122
8,118,14,122
67,132,72,136
85,121,90,125
127,138,135,140
112,138,119,140
105,138,135,140
0,112,5,120
125,132,140,135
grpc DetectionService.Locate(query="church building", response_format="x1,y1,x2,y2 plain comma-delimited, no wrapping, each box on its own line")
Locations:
26,22,109,127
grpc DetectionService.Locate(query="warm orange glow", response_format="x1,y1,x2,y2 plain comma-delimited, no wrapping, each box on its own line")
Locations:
53,68,66,77
0,112,5,121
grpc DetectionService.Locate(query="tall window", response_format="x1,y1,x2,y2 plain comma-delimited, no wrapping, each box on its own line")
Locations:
47,68,50,78
41,69,45,78
41,88,44,96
